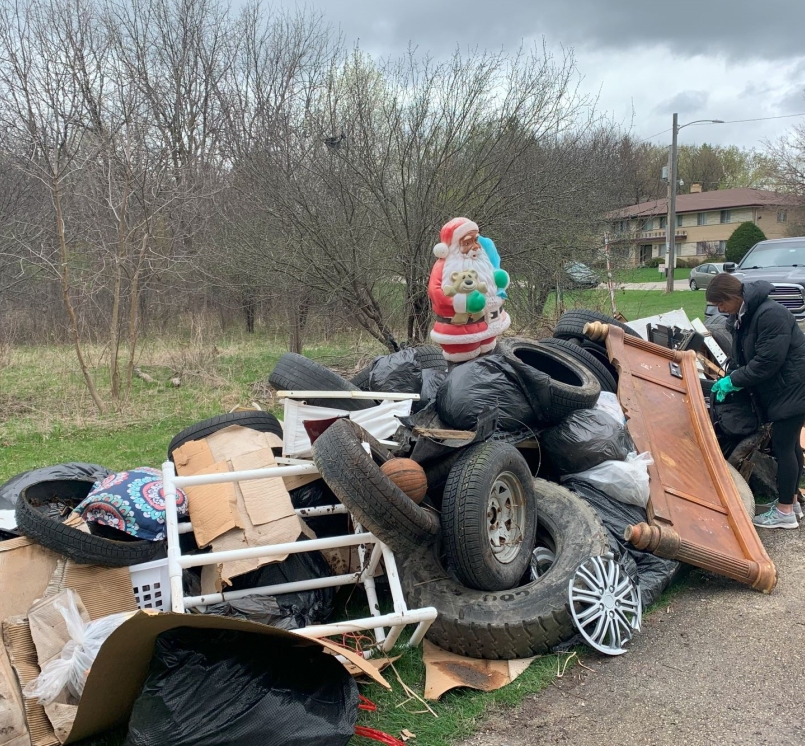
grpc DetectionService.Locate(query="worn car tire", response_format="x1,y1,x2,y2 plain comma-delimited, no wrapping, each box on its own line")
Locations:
269,353,373,411
501,338,601,421
441,443,538,591
728,463,755,518
539,337,617,393
399,479,609,659
553,309,639,342
168,411,283,460
14,478,164,566
312,419,440,553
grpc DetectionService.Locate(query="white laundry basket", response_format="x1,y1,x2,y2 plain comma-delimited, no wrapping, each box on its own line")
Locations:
128,558,170,611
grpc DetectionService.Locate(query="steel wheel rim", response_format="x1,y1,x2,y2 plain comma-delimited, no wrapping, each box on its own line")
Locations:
531,545,556,579
487,471,526,564
568,554,642,656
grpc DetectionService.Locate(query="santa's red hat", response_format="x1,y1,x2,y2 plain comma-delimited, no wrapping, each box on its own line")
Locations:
433,217,479,259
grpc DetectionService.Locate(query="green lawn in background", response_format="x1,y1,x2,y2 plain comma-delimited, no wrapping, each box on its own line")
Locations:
611,267,691,284
545,288,707,322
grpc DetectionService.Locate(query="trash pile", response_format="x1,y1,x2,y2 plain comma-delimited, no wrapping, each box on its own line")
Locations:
0,306,776,745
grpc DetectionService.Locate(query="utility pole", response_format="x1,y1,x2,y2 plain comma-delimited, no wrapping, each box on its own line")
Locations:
666,112,679,293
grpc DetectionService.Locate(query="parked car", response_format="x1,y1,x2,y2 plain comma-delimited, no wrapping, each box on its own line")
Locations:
724,236,805,330
563,262,600,289
689,262,726,291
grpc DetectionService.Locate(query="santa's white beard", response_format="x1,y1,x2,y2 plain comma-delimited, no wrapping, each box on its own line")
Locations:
441,248,498,300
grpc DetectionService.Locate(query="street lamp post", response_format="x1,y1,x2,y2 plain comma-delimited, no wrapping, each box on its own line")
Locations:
665,114,724,293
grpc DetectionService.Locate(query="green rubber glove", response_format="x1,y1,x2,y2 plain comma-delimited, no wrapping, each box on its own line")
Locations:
466,290,486,314
711,375,742,403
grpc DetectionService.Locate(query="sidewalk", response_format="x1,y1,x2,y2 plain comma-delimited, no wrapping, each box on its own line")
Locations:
599,280,691,291
461,529,804,746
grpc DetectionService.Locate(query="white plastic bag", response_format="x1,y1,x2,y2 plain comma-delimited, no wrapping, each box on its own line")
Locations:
594,391,626,425
562,451,654,508
23,590,132,705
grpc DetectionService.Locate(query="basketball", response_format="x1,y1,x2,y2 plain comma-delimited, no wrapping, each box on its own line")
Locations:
380,458,428,503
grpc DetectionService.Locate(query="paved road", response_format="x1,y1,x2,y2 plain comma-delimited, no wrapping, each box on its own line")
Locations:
599,280,692,291
462,529,804,746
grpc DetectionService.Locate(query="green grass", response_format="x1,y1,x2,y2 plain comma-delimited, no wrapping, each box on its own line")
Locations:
611,267,691,283
546,288,708,322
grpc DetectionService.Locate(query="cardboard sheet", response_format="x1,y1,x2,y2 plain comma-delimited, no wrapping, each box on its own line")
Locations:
0,640,30,746
64,610,389,744
0,539,60,625
422,640,537,700
183,462,241,547
2,619,58,746
60,564,138,621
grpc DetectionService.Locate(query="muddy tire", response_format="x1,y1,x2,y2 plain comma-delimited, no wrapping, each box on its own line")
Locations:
168,411,283,460
269,353,373,411
441,443,538,591
553,310,639,342
312,419,440,553
14,478,164,566
728,463,755,518
501,338,601,421
399,479,609,659
538,337,617,394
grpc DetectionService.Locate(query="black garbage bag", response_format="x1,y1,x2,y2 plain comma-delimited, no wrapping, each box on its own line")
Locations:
203,549,334,629
436,351,552,432
541,409,635,475
419,367,448,411
564,478,681,608
367,348,447,412
124,627,358,746
0,462,112,512
290,481,349,538
711,388,760,438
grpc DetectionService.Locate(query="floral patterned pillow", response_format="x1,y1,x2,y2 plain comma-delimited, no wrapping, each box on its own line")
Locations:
73,467,187,541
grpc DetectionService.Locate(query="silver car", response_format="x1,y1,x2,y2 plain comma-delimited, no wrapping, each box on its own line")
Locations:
689,262,725,291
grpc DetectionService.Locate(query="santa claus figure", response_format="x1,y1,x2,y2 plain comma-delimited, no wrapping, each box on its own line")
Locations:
428,217,511,362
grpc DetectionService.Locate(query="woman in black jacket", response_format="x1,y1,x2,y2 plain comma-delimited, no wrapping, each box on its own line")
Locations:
706,273,805,529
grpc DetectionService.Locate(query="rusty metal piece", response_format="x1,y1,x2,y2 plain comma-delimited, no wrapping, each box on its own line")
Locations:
598,324,777,593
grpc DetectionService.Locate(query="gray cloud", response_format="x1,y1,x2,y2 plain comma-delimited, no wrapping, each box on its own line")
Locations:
777,87,805,114
303,0,804,61
653,90,709,116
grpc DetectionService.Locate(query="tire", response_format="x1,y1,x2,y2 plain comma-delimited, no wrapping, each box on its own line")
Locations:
168,411,283,460
350,364,374,391
269,353,373,411
501,338,601,421
689,279,699,291
441,443,538,591
399,479,609,659
14,478,164,566
419,451,464,508
312,419,440,553
728,463,755,518
580,340,619,383
553,309,639,342
0,463,113,510
539,338,617,394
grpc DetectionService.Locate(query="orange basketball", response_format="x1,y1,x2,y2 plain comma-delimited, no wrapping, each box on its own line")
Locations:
380,458,428,503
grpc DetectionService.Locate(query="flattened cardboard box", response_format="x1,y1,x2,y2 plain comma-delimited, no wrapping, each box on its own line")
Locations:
173,425,303,590
0,538,60,625
63,611,390,743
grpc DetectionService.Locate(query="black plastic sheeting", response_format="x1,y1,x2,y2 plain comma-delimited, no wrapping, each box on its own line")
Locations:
366,348,447,412
540,410,634,475
564,478,681,609
124,627,358,746
203,548,335,629
435,351,552,432
289,481,349,538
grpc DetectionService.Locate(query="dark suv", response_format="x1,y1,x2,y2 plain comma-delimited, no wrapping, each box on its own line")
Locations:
725,236,805,330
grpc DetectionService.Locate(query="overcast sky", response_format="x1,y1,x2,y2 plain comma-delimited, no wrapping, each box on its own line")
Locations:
279,0,805,150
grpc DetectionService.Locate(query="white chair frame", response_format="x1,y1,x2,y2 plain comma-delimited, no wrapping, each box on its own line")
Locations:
161,390,437,655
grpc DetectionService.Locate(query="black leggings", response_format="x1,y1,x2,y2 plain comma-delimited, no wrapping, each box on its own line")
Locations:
771,413,805,505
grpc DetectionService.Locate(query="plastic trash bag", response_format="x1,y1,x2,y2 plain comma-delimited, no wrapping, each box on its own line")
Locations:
436,351,552,431
202,549,335,629
289,481,348,538
124,627,358,746
562,452,654,508
594,391,626,425
367,348,424,394
0,463,113,512
23,590,131,704
563,478,681,609
541,409,634,475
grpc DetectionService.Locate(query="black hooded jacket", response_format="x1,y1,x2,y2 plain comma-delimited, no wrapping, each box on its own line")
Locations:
728,281,805,422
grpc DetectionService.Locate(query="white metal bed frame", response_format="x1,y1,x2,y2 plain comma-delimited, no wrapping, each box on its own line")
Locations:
160,390,437,655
